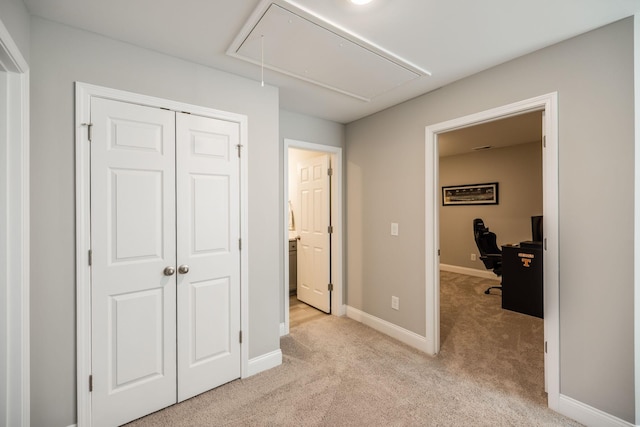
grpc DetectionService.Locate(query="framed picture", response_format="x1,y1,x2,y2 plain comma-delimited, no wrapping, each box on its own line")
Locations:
442,182,499,206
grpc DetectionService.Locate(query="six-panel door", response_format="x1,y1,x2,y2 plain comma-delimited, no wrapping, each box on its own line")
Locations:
296,154,331,313
176,113,241,402
90,98,241,426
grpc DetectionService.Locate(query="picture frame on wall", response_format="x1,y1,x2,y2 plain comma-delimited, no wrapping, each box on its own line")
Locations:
442,182,499,206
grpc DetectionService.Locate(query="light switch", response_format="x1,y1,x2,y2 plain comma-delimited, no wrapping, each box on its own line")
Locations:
391,222,399,236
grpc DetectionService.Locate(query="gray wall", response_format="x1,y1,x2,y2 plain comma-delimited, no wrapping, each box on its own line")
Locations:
280,109,345,147
346,18,634,422
30,17,281,427
439,142,542,269
279,109,345,323
0,0,30,64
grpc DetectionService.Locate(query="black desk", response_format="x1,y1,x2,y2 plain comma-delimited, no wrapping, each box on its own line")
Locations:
501,242,543,318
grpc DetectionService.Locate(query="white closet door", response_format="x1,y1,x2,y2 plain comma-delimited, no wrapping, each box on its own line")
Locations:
297,154,331,313
90,98,177,427
176,113,241,401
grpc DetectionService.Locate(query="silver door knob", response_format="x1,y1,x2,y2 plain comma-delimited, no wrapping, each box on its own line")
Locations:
163,266,176,276
178,264,190,274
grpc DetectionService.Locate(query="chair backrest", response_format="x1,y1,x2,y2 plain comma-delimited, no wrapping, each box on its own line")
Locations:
473,218,501,269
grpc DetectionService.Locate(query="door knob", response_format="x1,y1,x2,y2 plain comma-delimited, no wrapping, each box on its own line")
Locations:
163,266,176,276
178,264,190,274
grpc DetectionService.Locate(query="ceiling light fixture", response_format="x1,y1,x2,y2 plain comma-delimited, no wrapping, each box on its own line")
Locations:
350,0,373,5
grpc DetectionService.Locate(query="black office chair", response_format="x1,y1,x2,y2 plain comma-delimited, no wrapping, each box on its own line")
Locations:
473,218,502,295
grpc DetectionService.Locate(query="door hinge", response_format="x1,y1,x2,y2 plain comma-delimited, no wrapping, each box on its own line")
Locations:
328,168,333,176
89,375,93,392
328,225,333,234
81,123,93,142
239,238,242,250
328,283,334,292
438,249,441,256
544,341,547,354
543,135,546,148
88,249,92,266
239,331,243,344
236,144,243,158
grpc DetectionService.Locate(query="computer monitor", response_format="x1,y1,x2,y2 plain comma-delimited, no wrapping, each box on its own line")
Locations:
531,215,543,242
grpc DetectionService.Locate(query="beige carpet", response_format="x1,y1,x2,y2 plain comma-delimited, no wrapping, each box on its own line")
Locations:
126,271,582,426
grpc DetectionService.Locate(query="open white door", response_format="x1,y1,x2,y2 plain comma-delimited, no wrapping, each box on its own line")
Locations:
90,98,177,427
176,113,241,401
296,154,331,313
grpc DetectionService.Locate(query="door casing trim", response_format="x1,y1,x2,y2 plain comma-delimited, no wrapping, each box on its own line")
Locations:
75,82,249,426
0,16,30,427
425,92,559,410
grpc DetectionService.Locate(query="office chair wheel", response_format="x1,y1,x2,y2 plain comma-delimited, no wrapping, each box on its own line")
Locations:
484,286,502,295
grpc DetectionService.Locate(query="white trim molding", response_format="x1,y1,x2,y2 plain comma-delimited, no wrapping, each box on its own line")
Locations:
439,264,501,281
75,82,250,426
558,394,636,427
346,306,430,354
425,93,560,411
0,16,30,427
246,350,283,377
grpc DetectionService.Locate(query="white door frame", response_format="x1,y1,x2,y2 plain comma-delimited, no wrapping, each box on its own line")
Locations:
425,92,560,410
0,18,30,427
75,82,249,426
282,139,343,336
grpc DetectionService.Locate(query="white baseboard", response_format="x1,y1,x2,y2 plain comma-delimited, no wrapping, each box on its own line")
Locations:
245,349,282,377
557,394,635,427
440,263,500,281
345,306,429,353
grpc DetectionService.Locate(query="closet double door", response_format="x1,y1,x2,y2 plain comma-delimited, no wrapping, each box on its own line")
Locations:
89,98,241,426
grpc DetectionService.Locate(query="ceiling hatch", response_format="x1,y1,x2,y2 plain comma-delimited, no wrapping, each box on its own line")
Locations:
227,0,430,101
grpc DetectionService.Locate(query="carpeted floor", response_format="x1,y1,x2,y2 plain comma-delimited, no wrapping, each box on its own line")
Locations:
126,271,582,426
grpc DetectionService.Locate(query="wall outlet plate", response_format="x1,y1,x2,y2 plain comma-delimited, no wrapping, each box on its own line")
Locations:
471,253,476,261
391,296,399,310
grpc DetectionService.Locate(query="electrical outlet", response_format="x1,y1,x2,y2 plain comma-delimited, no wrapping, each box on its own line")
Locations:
391,296,399,310
471,253,476,261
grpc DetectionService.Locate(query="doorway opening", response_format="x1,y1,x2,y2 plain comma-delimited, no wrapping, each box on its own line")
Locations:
425,93,560,411
437,110,545,403
282,139,343,336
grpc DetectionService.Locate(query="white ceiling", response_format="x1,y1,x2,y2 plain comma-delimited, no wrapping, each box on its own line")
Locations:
23,0,640,124
438,111,543,157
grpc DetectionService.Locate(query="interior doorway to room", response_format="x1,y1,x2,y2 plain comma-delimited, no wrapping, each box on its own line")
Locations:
425,93,560,408
283,140,343,335
437,111,546,398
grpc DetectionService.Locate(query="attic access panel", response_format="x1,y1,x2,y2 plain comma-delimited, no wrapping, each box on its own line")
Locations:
227,1,430,101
